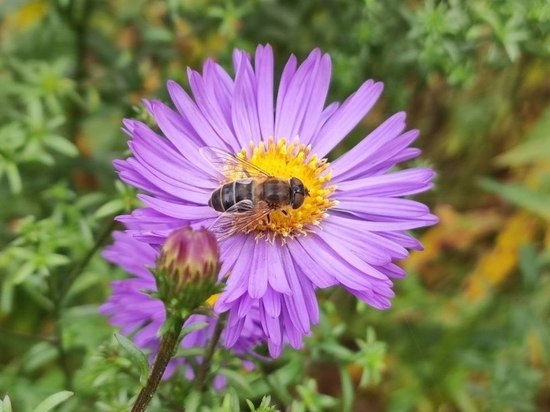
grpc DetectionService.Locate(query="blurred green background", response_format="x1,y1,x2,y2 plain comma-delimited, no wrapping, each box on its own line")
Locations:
0,0,549,411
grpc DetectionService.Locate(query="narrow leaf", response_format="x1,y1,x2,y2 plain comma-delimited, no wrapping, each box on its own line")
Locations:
183,390,201,412
1,395,13,412
479,178,550,220
217,367,254,396
44,135,79,157
5,162,21,194
181,321,209,338
94,199,124,219
114,333,150,386
32,391,74,412
339,366,354,412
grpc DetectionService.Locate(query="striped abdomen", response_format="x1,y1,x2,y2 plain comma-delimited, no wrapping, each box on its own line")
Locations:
209,179,255,212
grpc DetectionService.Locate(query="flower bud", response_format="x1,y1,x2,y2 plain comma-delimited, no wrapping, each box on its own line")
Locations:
155,227,221,314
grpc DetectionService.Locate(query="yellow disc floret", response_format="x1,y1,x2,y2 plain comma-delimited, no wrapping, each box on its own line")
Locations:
231,137,336,242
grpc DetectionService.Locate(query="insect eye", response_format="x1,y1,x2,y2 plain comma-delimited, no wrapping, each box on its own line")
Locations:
291,192,305,209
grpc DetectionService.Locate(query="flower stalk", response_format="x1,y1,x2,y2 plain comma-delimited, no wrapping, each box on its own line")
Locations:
130,227,222,411
131,315,186,412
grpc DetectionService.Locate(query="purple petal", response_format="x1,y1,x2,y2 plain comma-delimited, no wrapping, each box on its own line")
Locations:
346,287,393,310
311,80,384,157
260,305,282,350
378,231,424,251
298,53,332,144
332,113,419,182
287,240,339,288
336,168,435,197
216,236,255,305
138,194,216,220
187,68,240,149
144,101,217,176
320,221,396,265
116,208,186,232
280,247,313,334
248,241,269,299
262,287,282,318
327,210,439,231
167,80,231,150
255,44,274,141
324,216,410,259
314,229,394,283
275,54,297,126
275,49,321,140
266,244,292,294
334,197,430,220
295,235,381,290
232,52,261,147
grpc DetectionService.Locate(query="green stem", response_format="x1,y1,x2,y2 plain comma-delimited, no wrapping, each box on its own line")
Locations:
47,217,116,389
194,313,227,392
55,0,94,142
53,299,73,390
131,316,186,412
0,326,55,343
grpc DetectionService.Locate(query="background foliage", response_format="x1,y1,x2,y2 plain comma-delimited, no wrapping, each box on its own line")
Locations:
1,0,549,410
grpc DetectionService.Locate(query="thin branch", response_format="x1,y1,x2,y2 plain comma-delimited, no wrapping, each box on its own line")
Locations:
194,313,227,392
53,296,74,390
56,0,94,142
0,326,56,343
60,218,117,301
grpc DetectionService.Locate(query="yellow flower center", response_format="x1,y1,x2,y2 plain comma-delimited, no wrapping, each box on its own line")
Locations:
229,137,336,242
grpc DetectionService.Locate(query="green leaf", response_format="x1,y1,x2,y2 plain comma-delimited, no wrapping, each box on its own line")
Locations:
318,341,354,361
0,283,14,313
32,391,74,412
5,162,21,194
519,245,539,289
21,281,54,311
340,366,354,412
296,378,339,410
183,390,202,412
12,261,35,284
495,137,550,167
181,321,209,337
495,108,550,166
23,342,58,373
45,254,70,267
94,199,124,219
114,333,150,386
0,395,13,412
221,389,240,412
479,178,550,220
173,347,205,358
44,135,78,157
217,367,254,396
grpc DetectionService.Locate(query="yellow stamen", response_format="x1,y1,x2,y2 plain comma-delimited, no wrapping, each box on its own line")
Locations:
231,137,336,242
206,293,220,307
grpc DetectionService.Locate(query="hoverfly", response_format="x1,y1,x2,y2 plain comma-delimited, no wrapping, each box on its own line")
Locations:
200,147,309,240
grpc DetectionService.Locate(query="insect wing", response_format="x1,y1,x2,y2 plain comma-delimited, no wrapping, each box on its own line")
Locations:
209,200,272,241
231,203,272,235
199,146,271,180
208,200,253,239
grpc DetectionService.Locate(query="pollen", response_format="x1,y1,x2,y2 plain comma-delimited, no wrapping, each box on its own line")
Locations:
232,137,336,242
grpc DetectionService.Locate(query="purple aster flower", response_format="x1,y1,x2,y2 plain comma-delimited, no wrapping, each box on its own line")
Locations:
114,44,437,357
100,231,264,382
